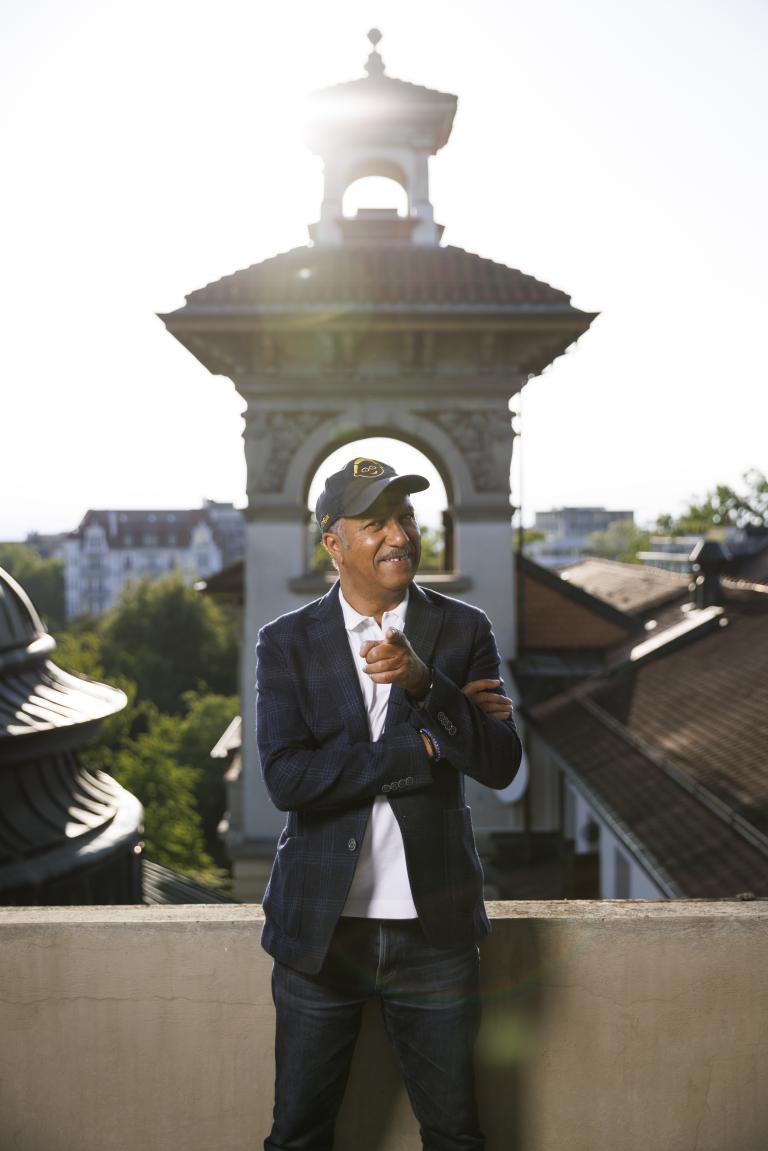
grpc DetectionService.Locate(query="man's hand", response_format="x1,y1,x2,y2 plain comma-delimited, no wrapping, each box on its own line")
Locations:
360,627,430,698
462,679,514,720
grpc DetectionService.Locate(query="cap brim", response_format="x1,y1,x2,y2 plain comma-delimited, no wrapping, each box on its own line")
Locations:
342,473,430,517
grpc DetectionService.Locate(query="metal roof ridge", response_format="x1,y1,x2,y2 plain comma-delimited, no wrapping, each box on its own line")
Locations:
612,605,725,669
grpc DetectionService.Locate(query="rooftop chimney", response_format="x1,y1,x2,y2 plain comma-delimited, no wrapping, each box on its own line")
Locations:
688,539,729,608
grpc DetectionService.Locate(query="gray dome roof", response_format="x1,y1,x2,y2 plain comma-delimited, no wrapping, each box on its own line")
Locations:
0,567,45,657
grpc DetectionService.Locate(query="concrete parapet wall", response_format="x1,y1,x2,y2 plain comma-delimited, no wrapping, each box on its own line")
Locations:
2,901,767,1151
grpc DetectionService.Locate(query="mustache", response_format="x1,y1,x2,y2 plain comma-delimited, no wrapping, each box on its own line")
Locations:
380,547,415,561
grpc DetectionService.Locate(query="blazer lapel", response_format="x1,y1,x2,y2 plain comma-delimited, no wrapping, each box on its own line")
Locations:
308,582,370,743
385,582,444,730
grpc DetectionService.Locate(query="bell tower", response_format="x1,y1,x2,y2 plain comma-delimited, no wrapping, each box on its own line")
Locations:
160,33,596,899
308,29,452,247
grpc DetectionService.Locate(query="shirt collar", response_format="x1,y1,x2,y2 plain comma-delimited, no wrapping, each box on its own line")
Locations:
338,585,409,633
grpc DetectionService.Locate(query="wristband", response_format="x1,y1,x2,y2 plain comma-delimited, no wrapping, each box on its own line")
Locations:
419,726,442,763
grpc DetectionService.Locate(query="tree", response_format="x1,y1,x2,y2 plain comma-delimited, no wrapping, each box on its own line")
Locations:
178,691,240,867
655,468,768,534
108,704,214,874
99,573,238,713
0,542,66,631
585,520,652,564
514,529,546,553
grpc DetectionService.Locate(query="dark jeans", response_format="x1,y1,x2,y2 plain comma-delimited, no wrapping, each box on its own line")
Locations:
265,917,484,1151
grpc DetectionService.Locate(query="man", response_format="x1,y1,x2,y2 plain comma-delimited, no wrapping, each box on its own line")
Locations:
256,456,522,1151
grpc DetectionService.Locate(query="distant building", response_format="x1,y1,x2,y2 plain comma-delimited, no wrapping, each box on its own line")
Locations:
63,500,244,618
23,531,69,560
638,524,768,580
528,506,635,568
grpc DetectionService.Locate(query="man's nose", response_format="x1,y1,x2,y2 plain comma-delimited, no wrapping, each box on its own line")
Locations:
384,518,408,545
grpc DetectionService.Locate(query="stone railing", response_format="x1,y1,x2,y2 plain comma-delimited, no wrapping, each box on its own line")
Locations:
2,901,766,1150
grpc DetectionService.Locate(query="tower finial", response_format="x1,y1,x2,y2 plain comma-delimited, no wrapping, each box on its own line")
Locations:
365,28,385,78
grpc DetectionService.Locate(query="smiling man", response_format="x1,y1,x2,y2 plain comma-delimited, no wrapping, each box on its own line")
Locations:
256,456,523,1151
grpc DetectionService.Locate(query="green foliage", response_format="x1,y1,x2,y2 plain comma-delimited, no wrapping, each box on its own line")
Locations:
0,542,65,631
54,576,240,888
418,524,444,571
514,529,546,552
178,691,239,867
99,573,237,713
655,469,768,534
108,704,214,873
585,520,652,564
53,626,105,679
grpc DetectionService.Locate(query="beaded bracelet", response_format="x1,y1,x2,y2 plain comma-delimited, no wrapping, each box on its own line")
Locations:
418,726,442,763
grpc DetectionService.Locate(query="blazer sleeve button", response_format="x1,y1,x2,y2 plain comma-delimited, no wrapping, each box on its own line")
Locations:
405,776,414,786
347,838,357,851
382,783,391,793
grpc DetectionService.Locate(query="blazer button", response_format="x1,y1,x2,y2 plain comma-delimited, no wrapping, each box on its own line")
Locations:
347,838,357,851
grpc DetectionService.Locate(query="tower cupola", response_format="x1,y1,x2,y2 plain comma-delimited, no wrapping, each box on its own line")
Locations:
305,30,457,246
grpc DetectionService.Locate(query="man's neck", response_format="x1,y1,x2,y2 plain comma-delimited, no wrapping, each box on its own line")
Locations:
338,581,409,627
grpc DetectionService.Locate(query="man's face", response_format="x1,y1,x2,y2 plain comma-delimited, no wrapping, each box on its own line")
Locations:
324,489,421,603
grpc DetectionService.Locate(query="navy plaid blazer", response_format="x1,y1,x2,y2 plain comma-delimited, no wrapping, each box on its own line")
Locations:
256,580,522,974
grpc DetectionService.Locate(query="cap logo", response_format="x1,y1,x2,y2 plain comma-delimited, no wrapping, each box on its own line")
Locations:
320,513,330,527
353,457,385,478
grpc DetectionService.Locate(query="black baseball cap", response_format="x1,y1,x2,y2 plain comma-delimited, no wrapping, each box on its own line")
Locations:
315,457,430,531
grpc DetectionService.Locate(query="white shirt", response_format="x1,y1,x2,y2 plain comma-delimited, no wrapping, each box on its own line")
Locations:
338,586,418,919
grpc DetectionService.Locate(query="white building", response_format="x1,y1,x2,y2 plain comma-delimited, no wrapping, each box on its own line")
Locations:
529,506,635,568
63,501,243,618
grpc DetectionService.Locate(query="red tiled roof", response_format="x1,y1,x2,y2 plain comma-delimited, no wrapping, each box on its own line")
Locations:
179,245,581,311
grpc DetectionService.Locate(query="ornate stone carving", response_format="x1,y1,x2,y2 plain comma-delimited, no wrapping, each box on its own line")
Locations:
245,410,342,497
422,408,514,493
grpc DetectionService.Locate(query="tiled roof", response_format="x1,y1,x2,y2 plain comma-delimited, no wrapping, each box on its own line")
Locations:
531,698,768,897
198,560,244,601
311,72,457,107
560,558,689,617
77,509,217,551
178,245,582,311
592,608,768,837
529,597,768,896
518,554,639,651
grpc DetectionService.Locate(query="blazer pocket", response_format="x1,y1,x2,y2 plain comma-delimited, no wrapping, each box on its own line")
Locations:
443,806,485,911
262,833,305,939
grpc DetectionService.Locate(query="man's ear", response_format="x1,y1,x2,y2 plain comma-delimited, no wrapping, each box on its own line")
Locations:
322,531,343,568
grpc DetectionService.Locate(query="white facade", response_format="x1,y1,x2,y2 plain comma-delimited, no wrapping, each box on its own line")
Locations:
562,778,665,899
63,504,242,618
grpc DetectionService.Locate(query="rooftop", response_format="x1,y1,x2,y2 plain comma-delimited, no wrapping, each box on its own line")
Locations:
527,578,768,897
176,243,580,312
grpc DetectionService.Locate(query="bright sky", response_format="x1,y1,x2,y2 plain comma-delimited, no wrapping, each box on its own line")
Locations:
2,0,766,539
